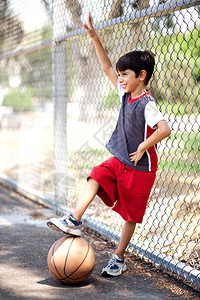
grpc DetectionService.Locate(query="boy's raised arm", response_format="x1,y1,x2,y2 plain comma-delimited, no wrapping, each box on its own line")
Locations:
83,13,118,89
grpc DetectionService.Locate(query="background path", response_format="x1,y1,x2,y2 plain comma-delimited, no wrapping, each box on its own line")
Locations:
0,183,199,300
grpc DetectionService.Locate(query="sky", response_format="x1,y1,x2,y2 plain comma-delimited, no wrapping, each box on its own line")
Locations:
9,0,49,31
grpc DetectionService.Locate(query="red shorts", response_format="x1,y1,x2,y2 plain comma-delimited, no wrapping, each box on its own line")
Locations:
87,157,156,223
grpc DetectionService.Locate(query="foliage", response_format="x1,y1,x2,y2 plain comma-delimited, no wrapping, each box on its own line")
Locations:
0,0,24,52
19,47,52,103
103,88,120,108
15,25,52,103
0,0,24,86
3,88,34,111
149,25,199,115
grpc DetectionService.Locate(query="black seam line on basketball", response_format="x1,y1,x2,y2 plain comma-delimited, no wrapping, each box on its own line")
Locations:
62,265,95,282
50,269,63,281
52,239,65,280
62,261,94,282
63,237,76,278
49,243,62,280
63,242,90,279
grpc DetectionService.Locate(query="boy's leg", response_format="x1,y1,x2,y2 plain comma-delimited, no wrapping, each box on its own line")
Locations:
115,221,136,258
47,178,99,234
73,178,99,222
101,221,136,276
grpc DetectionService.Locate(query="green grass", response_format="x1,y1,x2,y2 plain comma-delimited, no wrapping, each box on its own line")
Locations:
159,131,199,173
170,131,200,153
67,130,199,175
158,160,199,173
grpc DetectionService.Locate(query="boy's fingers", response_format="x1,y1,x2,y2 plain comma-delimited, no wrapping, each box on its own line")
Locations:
129,152,136,156
88,12,93,27
83,24,88,30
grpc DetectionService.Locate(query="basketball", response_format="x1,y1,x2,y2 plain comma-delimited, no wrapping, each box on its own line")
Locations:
47,236,95,285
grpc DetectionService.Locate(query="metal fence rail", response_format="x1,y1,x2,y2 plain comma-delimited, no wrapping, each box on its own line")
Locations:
0,0,199,290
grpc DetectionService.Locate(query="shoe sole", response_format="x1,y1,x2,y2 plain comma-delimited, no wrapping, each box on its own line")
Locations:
47,221,82,237
101,264,127,277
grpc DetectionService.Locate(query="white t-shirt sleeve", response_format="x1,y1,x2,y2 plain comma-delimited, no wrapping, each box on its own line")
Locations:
145,101,166,129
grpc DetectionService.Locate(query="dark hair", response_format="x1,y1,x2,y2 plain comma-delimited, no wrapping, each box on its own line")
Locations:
116,50,155,85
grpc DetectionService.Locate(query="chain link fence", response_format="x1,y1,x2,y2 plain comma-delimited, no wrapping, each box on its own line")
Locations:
0,0,199,290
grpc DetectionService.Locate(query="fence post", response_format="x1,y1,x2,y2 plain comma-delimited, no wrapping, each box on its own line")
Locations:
52,0,67,206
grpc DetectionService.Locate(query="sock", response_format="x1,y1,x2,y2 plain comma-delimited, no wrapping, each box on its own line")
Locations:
69,214,82,225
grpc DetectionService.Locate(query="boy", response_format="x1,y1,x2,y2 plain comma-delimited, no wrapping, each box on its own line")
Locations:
47,13,171,277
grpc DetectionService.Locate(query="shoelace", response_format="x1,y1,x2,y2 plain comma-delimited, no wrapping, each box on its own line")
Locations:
62,214,82,226
61,215,69,220
61,215,73,225
107,255,122,267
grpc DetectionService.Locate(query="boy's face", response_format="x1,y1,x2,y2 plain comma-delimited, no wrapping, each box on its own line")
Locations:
118,69,143,94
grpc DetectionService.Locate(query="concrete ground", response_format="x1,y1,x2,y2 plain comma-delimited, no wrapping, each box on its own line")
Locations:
0,183,199,300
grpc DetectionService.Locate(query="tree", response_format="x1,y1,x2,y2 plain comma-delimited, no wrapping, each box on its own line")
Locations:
0,0,24,52
19,26,52,104
0,0,24,86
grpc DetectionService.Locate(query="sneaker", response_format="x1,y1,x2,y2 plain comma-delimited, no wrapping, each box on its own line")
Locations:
47,214,82,236
101,254,127,277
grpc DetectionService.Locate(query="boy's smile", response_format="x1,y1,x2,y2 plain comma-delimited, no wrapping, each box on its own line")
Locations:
118,69,146,99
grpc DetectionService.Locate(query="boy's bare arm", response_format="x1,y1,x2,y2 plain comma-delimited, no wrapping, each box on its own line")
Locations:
83,13,118,89
129,120,171,166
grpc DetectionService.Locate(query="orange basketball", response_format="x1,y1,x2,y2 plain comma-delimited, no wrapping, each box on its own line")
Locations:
47,236,95,285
